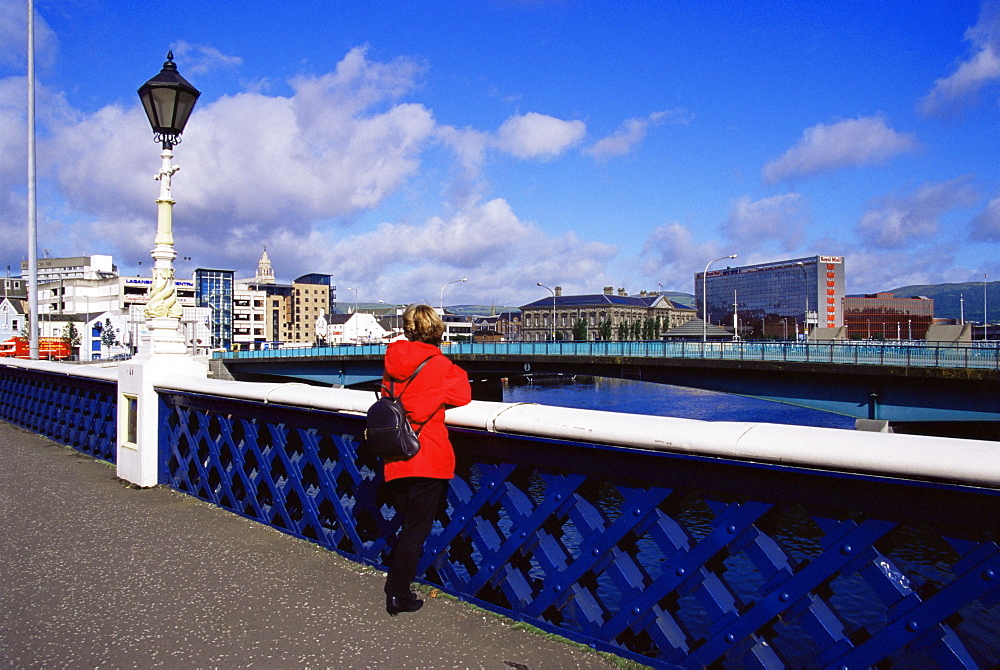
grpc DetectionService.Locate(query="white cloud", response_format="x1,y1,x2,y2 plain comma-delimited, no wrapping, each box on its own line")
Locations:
857,176,979,249
0,0,57,70
971,196,1000,241
584,108,692,160
494,112,586,159
45,46,436,248
168,41,244,76
722,193,808,250
920,2,1000,117
639,222,735,289
268,197,618,305
763,116,920,183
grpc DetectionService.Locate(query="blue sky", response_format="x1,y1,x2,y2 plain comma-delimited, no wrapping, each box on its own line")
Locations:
1,0,998,306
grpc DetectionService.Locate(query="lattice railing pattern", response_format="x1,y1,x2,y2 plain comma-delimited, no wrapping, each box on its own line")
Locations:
159,391,1000,669
0,365,117,462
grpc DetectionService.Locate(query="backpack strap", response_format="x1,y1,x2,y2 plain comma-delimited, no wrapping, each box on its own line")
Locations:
380,354,439,435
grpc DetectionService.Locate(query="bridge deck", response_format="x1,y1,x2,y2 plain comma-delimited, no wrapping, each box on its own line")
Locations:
0,421,617,668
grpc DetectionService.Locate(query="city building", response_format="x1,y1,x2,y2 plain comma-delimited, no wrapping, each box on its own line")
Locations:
324,312,388,344
291,276,332,344
442,312,474,343
295,273,337,314
843,293,934,340
232,287,267,349
3,275,26,301
30,273,199,356
21,254,117,283
496,311,522,341
0,297,25,342
520,287,696,342
194,268,234,351
237,252,336,348
695,255,845,339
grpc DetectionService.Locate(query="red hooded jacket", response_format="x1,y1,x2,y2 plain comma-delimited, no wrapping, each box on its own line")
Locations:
381,340,472,482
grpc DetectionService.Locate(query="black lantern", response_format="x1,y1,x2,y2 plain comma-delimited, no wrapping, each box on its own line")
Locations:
137,51,201,147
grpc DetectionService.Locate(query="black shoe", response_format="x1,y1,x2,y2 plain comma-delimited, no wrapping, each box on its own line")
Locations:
386,593,424,616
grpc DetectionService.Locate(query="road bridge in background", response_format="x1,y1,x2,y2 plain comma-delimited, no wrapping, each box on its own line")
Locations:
214,340,1000,438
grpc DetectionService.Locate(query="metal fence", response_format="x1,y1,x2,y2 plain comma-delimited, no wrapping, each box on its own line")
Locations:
158,387,1000,669
0,362,118,462
220,340,1000,370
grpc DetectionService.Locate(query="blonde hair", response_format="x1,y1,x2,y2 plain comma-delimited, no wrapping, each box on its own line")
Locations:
403,303,445,344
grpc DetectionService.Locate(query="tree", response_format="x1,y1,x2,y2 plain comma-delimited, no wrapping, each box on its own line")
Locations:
642,317,655,340
598,318,613,341
62,322,81,354
572,318,588,341
617,321,628,341
97,318,120,357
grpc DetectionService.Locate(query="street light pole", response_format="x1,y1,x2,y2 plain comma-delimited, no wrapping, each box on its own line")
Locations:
796,261,810,340
347,287,358,314
119,53,204,489
440,278,467,313
536,282,556,341
137,52,201,355
985,274,990,341
703,254,737,342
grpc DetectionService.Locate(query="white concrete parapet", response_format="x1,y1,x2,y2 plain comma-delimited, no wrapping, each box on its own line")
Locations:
157,376,1000,490
0,358,118,382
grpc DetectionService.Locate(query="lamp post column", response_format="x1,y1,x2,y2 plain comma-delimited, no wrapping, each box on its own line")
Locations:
118,53,206,488
143,143,186,354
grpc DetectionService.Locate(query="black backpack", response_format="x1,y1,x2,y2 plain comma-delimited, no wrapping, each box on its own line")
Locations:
364,355,435,462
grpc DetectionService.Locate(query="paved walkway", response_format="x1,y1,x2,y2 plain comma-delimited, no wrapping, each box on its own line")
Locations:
0,422,624,669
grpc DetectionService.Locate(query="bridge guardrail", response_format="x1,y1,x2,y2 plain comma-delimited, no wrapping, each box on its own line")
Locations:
156,376,1000,668
219,340,1000,370
0,360,118,462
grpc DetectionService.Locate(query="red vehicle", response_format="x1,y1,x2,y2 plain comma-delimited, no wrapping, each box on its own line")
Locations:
0,337,73,360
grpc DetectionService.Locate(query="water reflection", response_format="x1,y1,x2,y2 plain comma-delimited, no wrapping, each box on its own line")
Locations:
504,376,857,429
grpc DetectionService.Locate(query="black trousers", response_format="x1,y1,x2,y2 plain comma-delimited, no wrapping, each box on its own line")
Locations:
383,477,449,598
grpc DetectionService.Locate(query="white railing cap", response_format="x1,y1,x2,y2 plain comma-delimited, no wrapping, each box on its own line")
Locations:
156,375,1000,489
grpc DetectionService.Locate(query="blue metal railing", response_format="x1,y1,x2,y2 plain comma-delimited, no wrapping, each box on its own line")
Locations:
218,340,1000,370
158,388,1000,669
0,363,118,462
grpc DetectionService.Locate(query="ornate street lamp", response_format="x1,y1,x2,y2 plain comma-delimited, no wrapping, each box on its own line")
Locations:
137,52,201,354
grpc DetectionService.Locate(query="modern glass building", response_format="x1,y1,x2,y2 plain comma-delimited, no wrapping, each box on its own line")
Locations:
695,256,845,339
194,268,234,350
843,293,933,340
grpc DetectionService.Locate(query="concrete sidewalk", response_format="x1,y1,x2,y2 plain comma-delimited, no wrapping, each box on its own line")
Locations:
0,422,624,669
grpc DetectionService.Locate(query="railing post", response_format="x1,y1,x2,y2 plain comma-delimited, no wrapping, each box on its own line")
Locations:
117,351,207,487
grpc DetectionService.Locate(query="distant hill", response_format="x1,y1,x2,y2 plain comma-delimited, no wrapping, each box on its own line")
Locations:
886,281,999,323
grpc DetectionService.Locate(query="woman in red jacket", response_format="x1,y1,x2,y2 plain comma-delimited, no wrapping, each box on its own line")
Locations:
381,303,471,615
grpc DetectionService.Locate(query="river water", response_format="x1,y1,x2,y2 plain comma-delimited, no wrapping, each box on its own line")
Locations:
500,376,999,665
503,375,857,429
